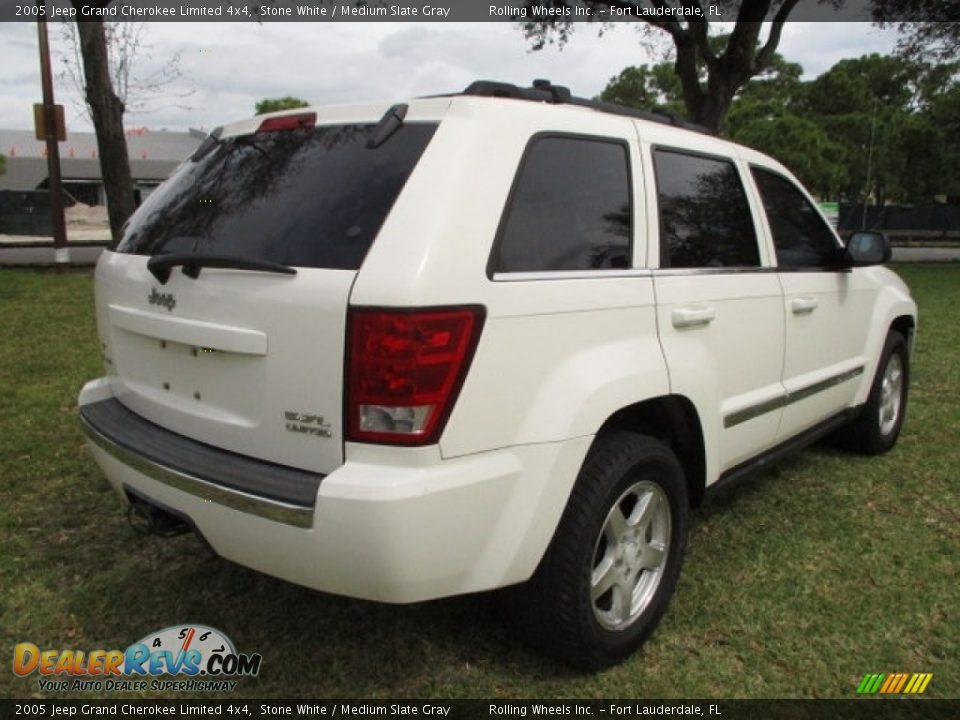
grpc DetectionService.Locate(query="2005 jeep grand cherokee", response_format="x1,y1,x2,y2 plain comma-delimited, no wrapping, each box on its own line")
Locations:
79,81,917,668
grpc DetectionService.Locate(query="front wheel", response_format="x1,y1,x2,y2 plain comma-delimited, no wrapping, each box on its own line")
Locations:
832,330,910,455
512,432,689,670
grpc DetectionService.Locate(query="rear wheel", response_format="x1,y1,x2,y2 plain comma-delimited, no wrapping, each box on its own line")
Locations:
832,330,909,454
512,432,688,670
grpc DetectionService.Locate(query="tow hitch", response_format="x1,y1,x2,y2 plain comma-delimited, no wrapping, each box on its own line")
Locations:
127,495,191,538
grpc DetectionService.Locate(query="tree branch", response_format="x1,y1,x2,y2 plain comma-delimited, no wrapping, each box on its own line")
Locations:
687,18,715,69
645,0,685,38
756,0,801,70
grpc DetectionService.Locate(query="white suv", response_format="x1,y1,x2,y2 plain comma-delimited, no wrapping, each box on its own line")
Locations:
79,81,916,668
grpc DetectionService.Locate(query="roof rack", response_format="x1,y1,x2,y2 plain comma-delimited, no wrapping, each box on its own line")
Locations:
460,79,714,136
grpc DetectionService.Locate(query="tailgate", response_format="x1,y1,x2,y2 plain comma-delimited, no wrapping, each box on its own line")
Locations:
91,110,441,475
96,252,353,474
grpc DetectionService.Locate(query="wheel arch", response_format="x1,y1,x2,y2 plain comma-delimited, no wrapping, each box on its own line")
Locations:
853,281,917,408
594,395,707,508
890,314,915,350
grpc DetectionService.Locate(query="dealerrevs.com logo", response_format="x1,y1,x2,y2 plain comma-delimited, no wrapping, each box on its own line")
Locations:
13,624,261,693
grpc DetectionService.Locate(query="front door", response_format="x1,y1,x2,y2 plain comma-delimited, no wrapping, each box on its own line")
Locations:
748,166,874,441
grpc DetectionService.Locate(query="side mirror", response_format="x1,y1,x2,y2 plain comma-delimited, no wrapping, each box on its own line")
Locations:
846,231,891,266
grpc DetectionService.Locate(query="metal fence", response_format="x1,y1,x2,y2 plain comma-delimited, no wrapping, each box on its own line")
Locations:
839,203,960,238
0,190,59,236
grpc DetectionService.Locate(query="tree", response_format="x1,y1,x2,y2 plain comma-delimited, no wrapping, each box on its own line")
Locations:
734,51,803,107
0,154,5,176
599,39,803,128
728,107,846,196
598,64,684,117
57,22,191,125
523,0,801,132
801,54,903,206
600,45,958,203
63,6,192,244
924,83,960,200
797,53,959,206
871,0,960,63
599,44,845,195
255,97,310,115
69,13,135,245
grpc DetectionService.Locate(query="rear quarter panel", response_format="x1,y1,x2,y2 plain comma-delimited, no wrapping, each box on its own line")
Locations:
352,98,671,458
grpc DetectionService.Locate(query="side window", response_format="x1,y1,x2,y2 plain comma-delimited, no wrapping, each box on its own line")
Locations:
751,167,839,269
652,149,760,269
492,136,632,274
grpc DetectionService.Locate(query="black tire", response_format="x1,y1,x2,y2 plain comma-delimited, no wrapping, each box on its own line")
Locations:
831,330,909,455
511,432,689,670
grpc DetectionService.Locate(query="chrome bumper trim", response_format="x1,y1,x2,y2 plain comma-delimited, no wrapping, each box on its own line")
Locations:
80,414,315,529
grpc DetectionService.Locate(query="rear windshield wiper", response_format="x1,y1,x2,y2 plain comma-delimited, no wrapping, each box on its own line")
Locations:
147,253,297,284
366,104,407,149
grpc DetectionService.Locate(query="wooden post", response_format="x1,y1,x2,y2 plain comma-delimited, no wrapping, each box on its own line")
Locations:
36,1,70,264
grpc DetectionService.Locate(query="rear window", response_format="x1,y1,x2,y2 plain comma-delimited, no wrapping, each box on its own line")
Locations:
492,135,632,274
116,123,437,270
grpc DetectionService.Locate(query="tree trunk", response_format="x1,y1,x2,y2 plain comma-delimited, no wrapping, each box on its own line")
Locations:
673,34,706,127
75,19,135,245
694,81,736,135
671,39,750,133
675,64,742,135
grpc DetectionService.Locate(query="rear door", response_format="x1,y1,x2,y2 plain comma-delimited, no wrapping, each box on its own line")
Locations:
95,114,438,474
648,146,786,472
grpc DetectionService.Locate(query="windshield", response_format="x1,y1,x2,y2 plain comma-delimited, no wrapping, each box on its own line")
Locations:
116,122,438,270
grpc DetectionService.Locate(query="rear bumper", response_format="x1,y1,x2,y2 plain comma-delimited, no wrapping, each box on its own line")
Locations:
80,396,319,528
79,378,590,603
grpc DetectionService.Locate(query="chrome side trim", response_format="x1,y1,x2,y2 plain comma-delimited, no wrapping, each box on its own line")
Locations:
492,269,653,282
724,395,785,428
788,366,865,405
80,415,315,528
653,266,771,277
724,366,864,429
652,266,849,276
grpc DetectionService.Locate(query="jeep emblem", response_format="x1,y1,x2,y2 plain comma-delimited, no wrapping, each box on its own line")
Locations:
148,287,176,312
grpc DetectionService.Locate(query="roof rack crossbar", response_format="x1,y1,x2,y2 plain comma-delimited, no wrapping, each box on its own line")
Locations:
460,79,714,136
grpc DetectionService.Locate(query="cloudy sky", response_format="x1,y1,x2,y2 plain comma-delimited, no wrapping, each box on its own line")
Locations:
0,21,899,134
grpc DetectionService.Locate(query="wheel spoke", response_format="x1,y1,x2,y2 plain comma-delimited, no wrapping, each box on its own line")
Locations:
610,580,631,623
890,368,901,386
605,506,628,543
633,491,659,531
640,540,666,570
591,557,618,601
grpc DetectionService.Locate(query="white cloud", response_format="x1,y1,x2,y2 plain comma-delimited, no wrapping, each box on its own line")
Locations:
777,22,899,78
0,20,901,134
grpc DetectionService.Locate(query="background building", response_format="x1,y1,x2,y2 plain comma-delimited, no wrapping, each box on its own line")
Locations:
0,127,203,206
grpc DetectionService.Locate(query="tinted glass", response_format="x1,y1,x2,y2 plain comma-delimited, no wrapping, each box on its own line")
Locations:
653,149,759,269
493,136,632,273
116,123,437,270
751,167,839,268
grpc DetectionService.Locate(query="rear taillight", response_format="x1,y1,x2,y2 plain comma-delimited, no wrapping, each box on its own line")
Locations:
346,306,484,446
257,112,316,133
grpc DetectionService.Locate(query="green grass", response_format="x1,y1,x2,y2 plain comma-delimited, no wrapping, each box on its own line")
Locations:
1,266,957,700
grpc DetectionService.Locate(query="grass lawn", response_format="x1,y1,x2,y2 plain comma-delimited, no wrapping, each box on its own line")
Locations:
1,265,957,700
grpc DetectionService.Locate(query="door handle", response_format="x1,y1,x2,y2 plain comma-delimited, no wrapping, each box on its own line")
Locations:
791,296,819,314
671,305,715,328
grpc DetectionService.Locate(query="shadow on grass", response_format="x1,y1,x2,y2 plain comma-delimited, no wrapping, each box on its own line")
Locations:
695,452,812,518
61,516,582,696
59,439,864,696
